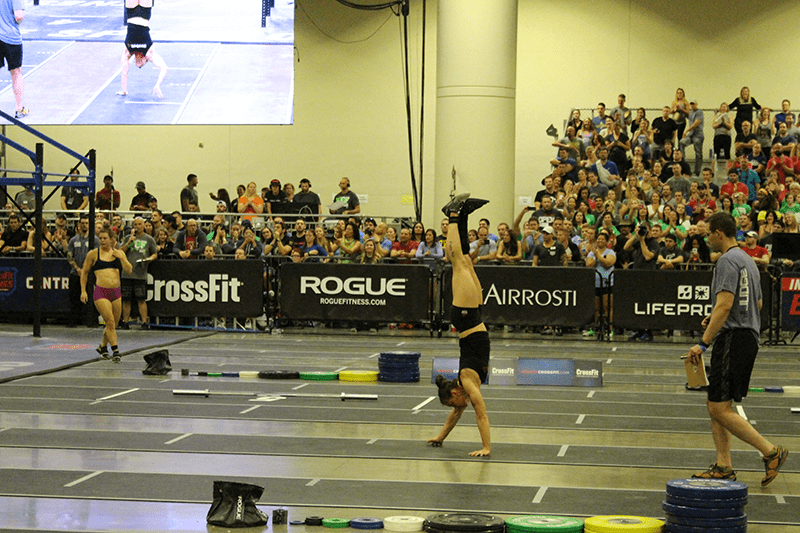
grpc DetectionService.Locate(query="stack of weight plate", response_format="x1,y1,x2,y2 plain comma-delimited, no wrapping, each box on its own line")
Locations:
339,371,380,383
506,515,583,533
379,351,421,383
663,479,748,533
385,517,425,532
299,371,339,381
584,516,664,533
423,513,505,533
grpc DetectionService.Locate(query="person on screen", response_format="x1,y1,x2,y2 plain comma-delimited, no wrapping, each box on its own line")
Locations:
116,0,167,98
0,0,28,118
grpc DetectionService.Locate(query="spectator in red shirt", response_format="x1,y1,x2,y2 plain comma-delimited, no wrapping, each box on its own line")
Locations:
766,144,793,185
96,175,120,211
720,169,750,200
741,230,770,266
689,183,717,222
390,227,419,262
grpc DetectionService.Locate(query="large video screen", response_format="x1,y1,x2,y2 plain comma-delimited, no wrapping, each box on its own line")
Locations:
0,0,294,125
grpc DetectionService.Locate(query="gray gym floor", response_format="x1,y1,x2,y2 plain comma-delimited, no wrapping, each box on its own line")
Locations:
0,325,798,532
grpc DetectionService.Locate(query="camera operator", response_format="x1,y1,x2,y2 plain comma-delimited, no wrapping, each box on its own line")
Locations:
624,220,660,341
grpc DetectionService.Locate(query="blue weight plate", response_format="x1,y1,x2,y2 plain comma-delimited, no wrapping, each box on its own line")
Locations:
379,370,421,376
380,377,421,383
665,514,747,528
291,521,306,526
351,518,385,530
379,361,420,367
379,374,421,379
664,525,746,533
666,479,748,500
665,493,747,509
662,502,746,519
380,351,421,358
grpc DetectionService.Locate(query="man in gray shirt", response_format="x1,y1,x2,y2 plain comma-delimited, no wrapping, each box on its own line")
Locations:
666,163,692,198
679,99,705,176
689,212,788,486
66,214,99,327
119,216,157,329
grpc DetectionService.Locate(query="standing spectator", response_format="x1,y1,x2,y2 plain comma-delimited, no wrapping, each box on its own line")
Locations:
680,99,705,176
624,221,660,341
66,214,99,327
671,88,690,140
591,147,621,195
531,226,566,267
651,106,678,161
330,177,360,215
95,175,120,211
610,94,631,133
754,107,775,158
130,181,154,211
555,226,580,263
712,103,734,185
657,233,686,269
208,188,233,213
283,182,295,203
667,163,692,198
180,173,200,214
237,181,264,223
729,86,761,136
605,121,631,178
774,99,794,126
294,178,322,222
264,179,288,218
584,231,615,338
772,122,796,156
173,219,207,259
784,114,800,144
0,0,28,118
592,103,608,128
14,185,34,215
61,169,88,212
118,217,157,329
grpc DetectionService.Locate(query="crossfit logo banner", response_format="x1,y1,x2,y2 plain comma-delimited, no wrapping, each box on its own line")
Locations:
146,260,262,318
281,263,431,322
442,266,595,326
0,259,71,314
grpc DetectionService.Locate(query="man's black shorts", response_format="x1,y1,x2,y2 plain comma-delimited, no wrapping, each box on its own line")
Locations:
121,278,147,300
707,329,759,403
0,41,23,71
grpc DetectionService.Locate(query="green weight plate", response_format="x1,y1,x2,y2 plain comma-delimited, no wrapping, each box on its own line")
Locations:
506,516,584,533
323,518,351,528
300,372,339,381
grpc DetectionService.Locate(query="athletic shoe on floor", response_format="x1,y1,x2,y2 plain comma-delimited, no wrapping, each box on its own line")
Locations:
762,446,788,486
112,354,121,363
141,322,149,330
692,463,736,481
15,107,29,119
441,192,470,216
582,329,594,337
96,345,111,360
118,321,130,330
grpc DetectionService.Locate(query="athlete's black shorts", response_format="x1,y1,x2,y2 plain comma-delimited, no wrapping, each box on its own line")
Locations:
125,24,152,56
707,329,759,403
451,305,482,332
0,41,23,71
121,278,147,301
459,330,490,384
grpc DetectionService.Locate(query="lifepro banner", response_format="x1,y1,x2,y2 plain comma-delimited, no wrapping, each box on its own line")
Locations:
0,258,71,314
146,260,263,317
442,266,595,326
613,270,714,331
279,263,431,322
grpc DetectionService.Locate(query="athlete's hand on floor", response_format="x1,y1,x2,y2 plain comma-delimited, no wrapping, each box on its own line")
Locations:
469,447,490,457
427,438,443,447
153,86,163,99
115,91,127,96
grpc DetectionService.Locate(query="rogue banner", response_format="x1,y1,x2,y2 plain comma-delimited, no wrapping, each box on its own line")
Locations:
146,260,263,317
0,258,71,314
279,263,432,322
442,266,596,326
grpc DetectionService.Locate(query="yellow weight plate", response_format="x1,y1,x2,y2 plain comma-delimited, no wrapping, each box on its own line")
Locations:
339,370,379,382
584,515,664,533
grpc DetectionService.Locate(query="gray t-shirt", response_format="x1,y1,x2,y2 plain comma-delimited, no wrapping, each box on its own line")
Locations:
711,247,762,336
122,233,157,280
687,108,705,137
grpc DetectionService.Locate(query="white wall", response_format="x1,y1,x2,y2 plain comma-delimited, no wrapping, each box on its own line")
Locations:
6,0,799,229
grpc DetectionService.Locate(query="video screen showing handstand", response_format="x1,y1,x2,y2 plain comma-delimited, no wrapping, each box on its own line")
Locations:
0,0,294,125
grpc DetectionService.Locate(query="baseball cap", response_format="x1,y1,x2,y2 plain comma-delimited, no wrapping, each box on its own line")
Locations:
746,230,758,238
365,217,376,225
270,179,281,187
217,200,226,207
542,226,554,235
665,233,678,242
690,99,698,104
135,181,145,189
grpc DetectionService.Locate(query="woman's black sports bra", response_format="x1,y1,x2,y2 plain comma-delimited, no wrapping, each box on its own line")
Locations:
126,4,152,20
91,254,122,274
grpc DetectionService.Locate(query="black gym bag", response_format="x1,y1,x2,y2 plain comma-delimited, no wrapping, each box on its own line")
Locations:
206,481,269,528
142,349,172,375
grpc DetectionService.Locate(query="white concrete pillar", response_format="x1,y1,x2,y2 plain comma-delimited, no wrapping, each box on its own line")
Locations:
434,0,517,229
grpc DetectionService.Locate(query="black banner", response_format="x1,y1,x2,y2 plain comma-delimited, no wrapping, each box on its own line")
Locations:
146,260,264,317
0,258,71,314
613,269,714,330
279,263,432,322
442,266,596,327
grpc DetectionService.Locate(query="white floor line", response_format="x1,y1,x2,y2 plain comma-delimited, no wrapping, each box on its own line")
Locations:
776,495,786,504
95,388,139,402
171,42,221,124
240,405,261,414
587,391,596,398
334,366,348,373
736,405,747,420
292,383,308,390
164,433,193,445
532,486,548,504
64,470,104,488
396,342,406,346
306,479,320,487
557,445,569,457
575,414,585,424
412,397,435,412
366,438,378,445
368,352,380,359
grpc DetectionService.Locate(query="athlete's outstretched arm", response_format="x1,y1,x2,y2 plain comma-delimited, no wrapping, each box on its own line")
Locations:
150,51,167,98
116,51,131,95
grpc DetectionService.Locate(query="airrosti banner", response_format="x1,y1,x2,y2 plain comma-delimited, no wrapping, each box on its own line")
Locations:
0,258,71,314
441,266,596,326
279,263,432,322
146,260,263,317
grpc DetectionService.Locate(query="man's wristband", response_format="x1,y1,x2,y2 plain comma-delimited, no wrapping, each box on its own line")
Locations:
698,341,709,352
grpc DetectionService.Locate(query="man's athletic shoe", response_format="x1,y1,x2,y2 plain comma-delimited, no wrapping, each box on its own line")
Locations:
762,446,788,486
582,329,594,337
15,107,29,119
460,198,490,216
96,345,112,360
112,354,121,363
441,192,470,216
692,464,736,481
